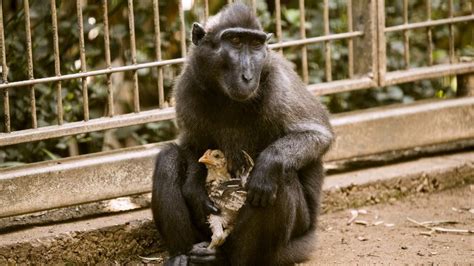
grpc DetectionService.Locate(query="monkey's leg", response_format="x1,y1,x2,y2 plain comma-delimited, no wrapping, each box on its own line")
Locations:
151,144,200,257
224,165,322,265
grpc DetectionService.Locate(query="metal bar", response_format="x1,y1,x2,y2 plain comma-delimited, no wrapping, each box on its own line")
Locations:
153,0,165,108
102,0,114,117
179,0,187,57
307,77,376,96
77,0,89,121
127,0,140,113
299,0,308,84
323,0,332,81
384,62,474,86
427,0,433,66
0,58,185,90
403,0,410,69
205,0,209,20
268,31,363,49
50,0,63,125
0,108,176,147
228,0,232,4
275,0,283,54
448,0,454,63
347,0,354,78
384,14,474,32
24,0,37,129
0,0,10,133
376,0,386,86
251,0,257,14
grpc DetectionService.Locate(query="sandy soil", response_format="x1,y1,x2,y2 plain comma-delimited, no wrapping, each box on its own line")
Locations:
310,185,473,264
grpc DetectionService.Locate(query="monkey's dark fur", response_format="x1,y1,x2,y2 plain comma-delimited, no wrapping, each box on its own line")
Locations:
152,3,333,265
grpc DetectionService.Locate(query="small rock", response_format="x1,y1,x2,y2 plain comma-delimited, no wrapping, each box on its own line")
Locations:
357,236,368,241
401,246,408,250
416,251,424,256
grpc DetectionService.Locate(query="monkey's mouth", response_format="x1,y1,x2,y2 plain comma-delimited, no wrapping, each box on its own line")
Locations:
226,83,259,102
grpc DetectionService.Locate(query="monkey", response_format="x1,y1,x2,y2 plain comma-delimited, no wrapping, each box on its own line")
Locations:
151,3,334,265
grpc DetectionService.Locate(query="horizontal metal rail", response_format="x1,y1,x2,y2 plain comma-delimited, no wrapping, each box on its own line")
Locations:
268,31,363,49
383,62,474,87
0,108,175,146
0,58,185,90
384,14,474,33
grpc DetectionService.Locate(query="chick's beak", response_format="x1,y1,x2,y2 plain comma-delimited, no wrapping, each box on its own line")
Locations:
198,155,213,165
198,150,214,165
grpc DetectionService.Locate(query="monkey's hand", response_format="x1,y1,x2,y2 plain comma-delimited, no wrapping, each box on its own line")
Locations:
246,157,281,207
188,241,226,264
182,178,220,226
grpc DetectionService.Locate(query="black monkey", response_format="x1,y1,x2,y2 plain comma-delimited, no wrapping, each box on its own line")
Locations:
152,3,333,265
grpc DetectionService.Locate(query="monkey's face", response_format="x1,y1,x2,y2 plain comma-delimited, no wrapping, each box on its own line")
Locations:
191,23,272,102
217,28,271,101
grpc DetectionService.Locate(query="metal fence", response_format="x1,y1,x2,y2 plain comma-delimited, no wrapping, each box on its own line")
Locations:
0,0,472,147
0,0,473,219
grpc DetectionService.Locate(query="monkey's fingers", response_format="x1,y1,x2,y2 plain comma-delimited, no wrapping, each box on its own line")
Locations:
164,254,188,266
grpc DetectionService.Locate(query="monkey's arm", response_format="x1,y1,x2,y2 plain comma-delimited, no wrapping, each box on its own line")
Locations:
247,120,333,207
180,143,220,225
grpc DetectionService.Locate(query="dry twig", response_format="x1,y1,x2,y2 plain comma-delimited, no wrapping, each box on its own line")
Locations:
407,217,474,235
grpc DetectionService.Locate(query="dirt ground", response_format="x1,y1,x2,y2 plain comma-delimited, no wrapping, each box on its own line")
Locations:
310,185,473,264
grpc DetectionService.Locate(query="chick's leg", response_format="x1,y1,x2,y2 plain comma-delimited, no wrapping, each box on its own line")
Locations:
208,214,228,249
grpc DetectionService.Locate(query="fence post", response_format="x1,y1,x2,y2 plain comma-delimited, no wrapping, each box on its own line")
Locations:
457,74,474,97
352,0,379,85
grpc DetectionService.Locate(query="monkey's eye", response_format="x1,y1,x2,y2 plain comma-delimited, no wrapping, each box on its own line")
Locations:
250,39,264,49
229,37,242,47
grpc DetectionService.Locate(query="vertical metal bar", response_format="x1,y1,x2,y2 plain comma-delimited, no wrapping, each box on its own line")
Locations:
426,0,433,65
0,0,10,132
448,0,454,63
77,0,89,121
128,0,140,113
204,0,209,20
275,0,283,54
50,0,63,125
102,0,114,117
251,0,257,14
299,0,308,84
179,0,187,58
228,0,232,4
24,0,37,128
153,0,165,108
403,0,410,69
376,0,385,86
323,0,332,82
347,0,354,78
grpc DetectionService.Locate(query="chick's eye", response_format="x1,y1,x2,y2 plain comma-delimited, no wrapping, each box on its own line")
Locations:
213,153,221,158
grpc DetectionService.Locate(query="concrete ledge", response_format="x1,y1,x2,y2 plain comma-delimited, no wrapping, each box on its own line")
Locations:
0,151,472,263
1,98,473,218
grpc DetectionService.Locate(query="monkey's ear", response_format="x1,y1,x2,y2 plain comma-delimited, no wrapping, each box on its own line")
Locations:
266,33,273,43
192,23,206,46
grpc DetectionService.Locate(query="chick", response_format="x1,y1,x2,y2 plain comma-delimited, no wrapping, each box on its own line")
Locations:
199,149,254,250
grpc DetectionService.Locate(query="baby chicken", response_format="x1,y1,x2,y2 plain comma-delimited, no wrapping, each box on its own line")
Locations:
199,149,254,249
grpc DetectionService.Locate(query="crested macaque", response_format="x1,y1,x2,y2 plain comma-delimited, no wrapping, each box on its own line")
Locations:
151,3,334,265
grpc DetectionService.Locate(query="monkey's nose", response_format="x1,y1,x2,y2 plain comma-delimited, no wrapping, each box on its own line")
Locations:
242,73,253,82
